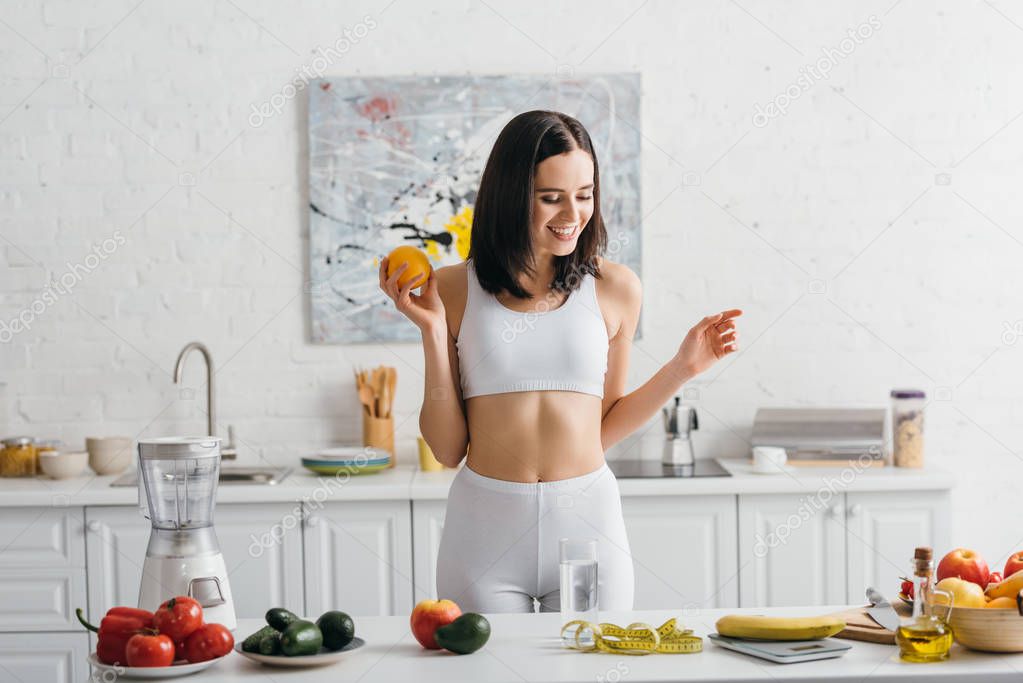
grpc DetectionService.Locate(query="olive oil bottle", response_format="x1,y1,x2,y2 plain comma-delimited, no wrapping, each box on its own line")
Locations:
896,547,953,662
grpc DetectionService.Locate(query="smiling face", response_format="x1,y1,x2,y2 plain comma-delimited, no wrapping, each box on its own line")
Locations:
530,149,595,259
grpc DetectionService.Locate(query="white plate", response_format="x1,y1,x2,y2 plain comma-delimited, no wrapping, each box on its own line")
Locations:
750,465,792,475
233,637,365,667
87,653,226,679
313,447,390,461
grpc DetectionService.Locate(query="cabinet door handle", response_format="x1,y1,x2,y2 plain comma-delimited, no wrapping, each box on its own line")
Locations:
306,514,319,528
827,506,842,519
87,520,101,532
848,504,862,517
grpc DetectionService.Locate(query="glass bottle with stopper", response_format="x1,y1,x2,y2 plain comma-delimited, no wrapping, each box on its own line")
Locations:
895,546,954,662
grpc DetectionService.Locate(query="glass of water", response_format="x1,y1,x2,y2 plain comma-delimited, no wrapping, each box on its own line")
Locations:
560,537,598,646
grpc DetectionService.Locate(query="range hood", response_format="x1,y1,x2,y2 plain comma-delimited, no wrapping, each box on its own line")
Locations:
751,407,888,464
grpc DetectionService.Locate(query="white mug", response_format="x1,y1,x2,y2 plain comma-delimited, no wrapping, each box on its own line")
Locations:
752,446,788,473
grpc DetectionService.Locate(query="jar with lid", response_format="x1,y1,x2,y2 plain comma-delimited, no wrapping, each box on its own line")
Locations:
35,439,62,471
891,389,925,468
1,437,37,477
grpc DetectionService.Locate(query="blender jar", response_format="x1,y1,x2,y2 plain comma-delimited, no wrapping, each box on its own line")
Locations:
138,437,221,531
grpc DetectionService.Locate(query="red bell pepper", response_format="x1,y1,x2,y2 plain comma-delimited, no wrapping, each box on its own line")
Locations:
77,606,155,665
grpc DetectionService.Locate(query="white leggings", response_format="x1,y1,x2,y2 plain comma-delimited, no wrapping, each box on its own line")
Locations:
436,463,635,614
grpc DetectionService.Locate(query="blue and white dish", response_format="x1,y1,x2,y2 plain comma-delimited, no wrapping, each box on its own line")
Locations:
312,446,390,462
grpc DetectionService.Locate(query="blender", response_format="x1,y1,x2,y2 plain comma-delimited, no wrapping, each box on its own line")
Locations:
137,437,236,630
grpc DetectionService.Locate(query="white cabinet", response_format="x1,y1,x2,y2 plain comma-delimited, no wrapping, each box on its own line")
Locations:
0,507,87,631
213,504,305,617
738,494,847,607
0,507,85,567
622,495,739,609
845,490,951,603
411,500,447,603
738,491,951,607
0,632,88,683
84,506,150,619
304,500,414,617
86,504,304,620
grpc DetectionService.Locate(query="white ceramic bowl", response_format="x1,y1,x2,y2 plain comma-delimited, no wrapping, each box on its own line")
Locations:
38,451,88,479
86,436,133,475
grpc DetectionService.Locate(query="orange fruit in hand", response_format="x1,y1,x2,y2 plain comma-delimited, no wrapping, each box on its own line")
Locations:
386,246,432,289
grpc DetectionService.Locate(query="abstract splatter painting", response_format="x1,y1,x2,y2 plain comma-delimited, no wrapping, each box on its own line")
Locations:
308,73,641,343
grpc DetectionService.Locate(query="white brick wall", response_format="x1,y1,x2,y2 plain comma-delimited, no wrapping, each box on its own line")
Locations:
2,0,1022,563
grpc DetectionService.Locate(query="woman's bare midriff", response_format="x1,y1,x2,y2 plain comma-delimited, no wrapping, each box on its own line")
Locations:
434,261,613,483
464,390,605,482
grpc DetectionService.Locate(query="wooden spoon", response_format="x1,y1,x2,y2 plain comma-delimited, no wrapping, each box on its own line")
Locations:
385,367,396,418
379,381,390,420
358,382,375,417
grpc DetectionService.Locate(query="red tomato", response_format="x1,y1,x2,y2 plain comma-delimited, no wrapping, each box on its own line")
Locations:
900,578,914,599
183,623,234,663
125,633,175,667
153,596,203,642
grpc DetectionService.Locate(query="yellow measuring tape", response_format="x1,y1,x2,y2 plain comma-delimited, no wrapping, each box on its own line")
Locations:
560,617,703,655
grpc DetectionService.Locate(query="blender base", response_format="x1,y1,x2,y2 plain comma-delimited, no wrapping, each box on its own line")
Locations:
139,552,237,630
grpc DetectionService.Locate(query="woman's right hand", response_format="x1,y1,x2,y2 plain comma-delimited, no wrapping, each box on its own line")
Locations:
379,257,446,333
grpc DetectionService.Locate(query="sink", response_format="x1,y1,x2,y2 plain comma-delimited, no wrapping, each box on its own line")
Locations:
110,466,293,487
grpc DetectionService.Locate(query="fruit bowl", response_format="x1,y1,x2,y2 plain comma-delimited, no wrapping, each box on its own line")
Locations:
948,606,1023,653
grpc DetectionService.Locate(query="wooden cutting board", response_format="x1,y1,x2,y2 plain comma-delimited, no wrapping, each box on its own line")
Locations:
831,602,911,645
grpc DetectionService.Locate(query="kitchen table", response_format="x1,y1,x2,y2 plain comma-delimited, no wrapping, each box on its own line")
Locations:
156,606,1023,682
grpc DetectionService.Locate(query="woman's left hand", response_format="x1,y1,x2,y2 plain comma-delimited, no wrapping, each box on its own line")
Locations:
675,309,743,376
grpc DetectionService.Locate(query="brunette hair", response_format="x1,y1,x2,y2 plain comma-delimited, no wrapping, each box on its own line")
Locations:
468,110,606,299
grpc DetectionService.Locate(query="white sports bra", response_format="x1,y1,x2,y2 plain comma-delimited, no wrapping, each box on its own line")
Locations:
456,262,609,399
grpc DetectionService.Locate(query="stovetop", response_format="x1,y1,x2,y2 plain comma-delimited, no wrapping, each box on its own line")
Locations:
607,458,732,479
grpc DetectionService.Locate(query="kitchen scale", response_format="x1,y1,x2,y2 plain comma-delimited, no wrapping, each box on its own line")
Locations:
708,634,851,663
607,458,731,479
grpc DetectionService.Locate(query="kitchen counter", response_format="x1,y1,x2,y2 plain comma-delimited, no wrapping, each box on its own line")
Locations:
186,607,1021,682
409,458,956,499
0,459,954,507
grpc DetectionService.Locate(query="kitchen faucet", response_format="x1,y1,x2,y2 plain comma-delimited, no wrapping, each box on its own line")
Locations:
173,341,237,460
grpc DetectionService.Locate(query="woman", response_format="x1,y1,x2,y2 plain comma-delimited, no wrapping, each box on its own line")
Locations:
379,110,741,613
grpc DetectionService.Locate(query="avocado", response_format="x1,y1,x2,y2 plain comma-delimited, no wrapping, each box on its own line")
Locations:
280,620,323,656
258,632,282,656
434,613,491,654
266,607,300,632
317,611,356,650
242,625,277,652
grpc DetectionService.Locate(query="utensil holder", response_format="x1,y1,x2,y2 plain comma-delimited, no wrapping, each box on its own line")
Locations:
363,414,395,466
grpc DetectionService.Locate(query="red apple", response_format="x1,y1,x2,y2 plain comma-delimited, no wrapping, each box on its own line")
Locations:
989,571,1003,587
1003,552,1023,580
410,599,461,649
937,548,990,587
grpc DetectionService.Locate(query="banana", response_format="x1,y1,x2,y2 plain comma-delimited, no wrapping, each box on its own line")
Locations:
985,568,1023,600
715,614,845,641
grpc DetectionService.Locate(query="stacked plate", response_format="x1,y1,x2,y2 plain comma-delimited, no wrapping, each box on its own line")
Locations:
301,447,391,476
